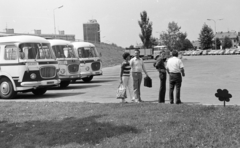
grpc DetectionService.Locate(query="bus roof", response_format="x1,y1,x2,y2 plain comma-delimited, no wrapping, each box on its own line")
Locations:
48,39,73,46
71,41,95,48
0,35,50,44
154,45,166,48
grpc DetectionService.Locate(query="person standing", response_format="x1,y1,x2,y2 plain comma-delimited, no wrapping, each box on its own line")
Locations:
129,49,148,103
120,52,132,103
154,51,167,103
166,50,185,104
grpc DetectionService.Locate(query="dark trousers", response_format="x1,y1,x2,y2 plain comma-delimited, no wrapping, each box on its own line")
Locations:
159,72,166,103
169,73,182,103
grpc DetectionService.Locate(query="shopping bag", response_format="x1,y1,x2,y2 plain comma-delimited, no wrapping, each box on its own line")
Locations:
144,76,152,88
116,83,127,99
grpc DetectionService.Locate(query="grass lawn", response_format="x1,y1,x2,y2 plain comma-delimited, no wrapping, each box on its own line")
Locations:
1,102,240,148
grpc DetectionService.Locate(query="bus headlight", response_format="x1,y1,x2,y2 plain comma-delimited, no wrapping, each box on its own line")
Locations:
59,69,66,74
85,66,90,71
30,73,36,79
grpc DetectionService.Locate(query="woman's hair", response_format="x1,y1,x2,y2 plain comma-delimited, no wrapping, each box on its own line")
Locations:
122,52,130,59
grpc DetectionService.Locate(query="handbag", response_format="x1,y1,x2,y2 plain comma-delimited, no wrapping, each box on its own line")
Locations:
144,76,152,88
116,83,127,99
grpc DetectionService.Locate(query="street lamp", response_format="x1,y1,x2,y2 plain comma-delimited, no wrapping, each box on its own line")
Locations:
207,18,223,49
53,5,63,38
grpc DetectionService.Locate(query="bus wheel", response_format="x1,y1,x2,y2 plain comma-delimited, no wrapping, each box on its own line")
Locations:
82,76,93,82
0,78,17,99
60,81,70,88
32,88,47,96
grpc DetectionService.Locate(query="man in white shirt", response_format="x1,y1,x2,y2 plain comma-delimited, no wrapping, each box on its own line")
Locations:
129,49,148,102
166,50,185,104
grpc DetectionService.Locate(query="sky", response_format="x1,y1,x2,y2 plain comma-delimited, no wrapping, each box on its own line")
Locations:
0,0,240,48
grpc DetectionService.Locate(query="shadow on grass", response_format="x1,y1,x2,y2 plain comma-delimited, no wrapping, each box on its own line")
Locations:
0,115,139,147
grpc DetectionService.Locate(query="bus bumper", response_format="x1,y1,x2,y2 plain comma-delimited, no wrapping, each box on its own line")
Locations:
21,79,61,87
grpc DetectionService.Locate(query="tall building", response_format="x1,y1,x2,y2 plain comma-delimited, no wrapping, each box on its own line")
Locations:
83,19,100,42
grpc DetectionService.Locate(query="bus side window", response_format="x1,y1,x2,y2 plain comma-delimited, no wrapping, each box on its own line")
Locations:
5,46,17,60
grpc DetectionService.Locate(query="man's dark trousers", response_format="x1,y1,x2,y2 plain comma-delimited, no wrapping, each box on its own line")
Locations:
169,73,182,104
159,72,166,103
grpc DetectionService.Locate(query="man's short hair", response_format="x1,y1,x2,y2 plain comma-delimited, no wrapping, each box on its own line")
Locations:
122,52,130,59
172,50,178,57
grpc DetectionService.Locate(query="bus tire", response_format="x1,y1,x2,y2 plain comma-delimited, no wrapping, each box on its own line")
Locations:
60,81,70,88
0,77,17,99
82,76,93,82
32,88,47,96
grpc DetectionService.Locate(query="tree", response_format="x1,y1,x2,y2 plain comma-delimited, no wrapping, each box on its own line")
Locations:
174,32,193,51
149,37,158,47
160,21,192,51
222,36,232,49
138,11,152,48
129,45,134,48
198,24,214,49
216,38,221,49
160,21,181,51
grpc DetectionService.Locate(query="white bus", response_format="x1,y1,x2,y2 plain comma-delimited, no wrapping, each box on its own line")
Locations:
72,42,102,82
48,39,80,88
0,35,60,99
153,45,167,60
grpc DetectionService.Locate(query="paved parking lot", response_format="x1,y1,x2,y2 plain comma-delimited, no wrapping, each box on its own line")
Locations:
2,55,240,106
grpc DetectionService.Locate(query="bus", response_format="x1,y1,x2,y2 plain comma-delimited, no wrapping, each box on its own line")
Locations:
0,35,60,99
48,39,81,88
153,45,168,60
72,42,102,82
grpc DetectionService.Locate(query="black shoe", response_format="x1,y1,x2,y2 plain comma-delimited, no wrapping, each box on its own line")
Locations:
176,101,182,104
170,102,174,104
158,101,165,103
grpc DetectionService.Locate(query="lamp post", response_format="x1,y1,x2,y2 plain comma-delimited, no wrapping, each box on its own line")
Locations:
207,18,223,49
53,5,63,38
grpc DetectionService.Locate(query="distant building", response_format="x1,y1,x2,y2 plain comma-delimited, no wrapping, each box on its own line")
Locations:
83,19,100,43
0,28,75,41
215,31,239,48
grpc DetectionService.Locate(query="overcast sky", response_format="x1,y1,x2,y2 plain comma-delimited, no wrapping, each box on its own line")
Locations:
0,0,240,47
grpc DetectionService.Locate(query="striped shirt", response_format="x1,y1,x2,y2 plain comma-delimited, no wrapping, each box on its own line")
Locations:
121,61,131,76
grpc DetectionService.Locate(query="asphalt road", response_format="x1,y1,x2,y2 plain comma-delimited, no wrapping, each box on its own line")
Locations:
2,55,240,106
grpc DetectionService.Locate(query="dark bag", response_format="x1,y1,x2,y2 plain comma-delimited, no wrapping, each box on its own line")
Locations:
144,76,152,88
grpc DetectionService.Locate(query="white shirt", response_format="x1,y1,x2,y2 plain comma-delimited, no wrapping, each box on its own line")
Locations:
166,57,184,73
129,57,144,73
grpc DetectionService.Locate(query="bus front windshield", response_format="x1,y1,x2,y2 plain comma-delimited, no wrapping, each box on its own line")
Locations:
52,45,76,58
19,43,55,60
77,47,98,58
